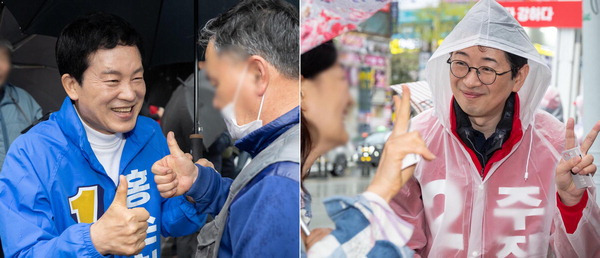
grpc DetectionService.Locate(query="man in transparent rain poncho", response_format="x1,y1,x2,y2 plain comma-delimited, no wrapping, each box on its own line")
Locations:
391,0,600,257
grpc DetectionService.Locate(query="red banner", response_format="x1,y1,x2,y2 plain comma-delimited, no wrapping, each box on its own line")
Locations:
498,1,582,28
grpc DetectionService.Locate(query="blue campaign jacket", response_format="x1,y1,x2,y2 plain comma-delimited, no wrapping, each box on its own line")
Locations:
0,97,206,257
187,106,300,258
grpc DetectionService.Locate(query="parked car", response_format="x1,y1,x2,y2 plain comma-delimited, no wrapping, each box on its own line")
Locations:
310,143,355,177
356,131,390,176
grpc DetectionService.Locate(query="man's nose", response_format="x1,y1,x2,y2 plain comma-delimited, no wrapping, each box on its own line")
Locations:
462,68,482,88
118,83,137,102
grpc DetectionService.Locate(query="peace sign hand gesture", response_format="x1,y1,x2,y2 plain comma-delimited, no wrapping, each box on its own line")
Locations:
556,118,600,206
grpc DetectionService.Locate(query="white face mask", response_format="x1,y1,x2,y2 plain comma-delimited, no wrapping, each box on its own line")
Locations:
221,65,266,140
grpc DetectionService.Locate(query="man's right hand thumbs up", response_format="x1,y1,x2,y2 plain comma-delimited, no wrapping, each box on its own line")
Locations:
90,175,150,256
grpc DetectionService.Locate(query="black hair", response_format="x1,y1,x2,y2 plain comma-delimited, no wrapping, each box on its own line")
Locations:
199,0,298,78
300,40,337,79
505,51,528,79
56,12,143,84
299,41,338,186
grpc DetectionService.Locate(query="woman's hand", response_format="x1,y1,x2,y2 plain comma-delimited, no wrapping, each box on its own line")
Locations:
366,85,436,202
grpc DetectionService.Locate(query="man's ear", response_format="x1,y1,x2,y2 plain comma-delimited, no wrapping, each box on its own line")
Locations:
512,64,529,92
62,74,81,101
247,55,270,97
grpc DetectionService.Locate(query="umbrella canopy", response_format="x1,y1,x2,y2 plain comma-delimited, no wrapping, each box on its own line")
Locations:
9,35,65,113
3,0,164,66
4,0,299,66
0,7,64,113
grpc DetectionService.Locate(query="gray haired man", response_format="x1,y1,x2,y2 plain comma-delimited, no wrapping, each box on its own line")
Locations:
151,0,300,257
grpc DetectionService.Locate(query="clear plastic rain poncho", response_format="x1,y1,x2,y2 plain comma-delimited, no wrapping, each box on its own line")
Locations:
390,0,600,257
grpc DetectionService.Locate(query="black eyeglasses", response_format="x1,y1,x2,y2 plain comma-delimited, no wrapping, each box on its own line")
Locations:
446,58,512,85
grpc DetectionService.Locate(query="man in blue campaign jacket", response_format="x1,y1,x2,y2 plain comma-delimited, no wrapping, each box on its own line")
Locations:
0,13,205,257
151,0,300,257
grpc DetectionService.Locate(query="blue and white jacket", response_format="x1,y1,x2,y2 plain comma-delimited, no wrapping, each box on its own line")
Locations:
0,97,206,257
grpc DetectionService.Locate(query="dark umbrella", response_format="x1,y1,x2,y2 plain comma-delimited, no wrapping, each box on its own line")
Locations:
0,7,64,113
3,0,298,67
3,1,163,65
9,35,65,113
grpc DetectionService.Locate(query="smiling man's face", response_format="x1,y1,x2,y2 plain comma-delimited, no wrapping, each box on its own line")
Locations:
449,46,527,119
69,45,145,134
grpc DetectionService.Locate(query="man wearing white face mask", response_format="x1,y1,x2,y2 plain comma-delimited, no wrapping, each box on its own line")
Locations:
150,0,300,257
221,65,267,140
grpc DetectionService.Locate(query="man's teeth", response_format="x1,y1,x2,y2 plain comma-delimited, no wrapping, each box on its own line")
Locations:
112,107,133,113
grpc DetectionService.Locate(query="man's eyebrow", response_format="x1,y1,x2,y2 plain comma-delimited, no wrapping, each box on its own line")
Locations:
455,51,469,57
101,69,121,76
100,67,144,76
133,67,144,75
482,57,498,64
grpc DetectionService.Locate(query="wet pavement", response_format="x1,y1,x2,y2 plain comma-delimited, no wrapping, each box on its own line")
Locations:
304,165,373,229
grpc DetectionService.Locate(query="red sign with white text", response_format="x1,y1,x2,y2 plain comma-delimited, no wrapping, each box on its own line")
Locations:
498,1,582,28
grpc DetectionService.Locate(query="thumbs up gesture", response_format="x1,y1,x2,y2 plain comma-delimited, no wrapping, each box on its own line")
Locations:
151,132,203,198
90,175,150,255
556,118,600,206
